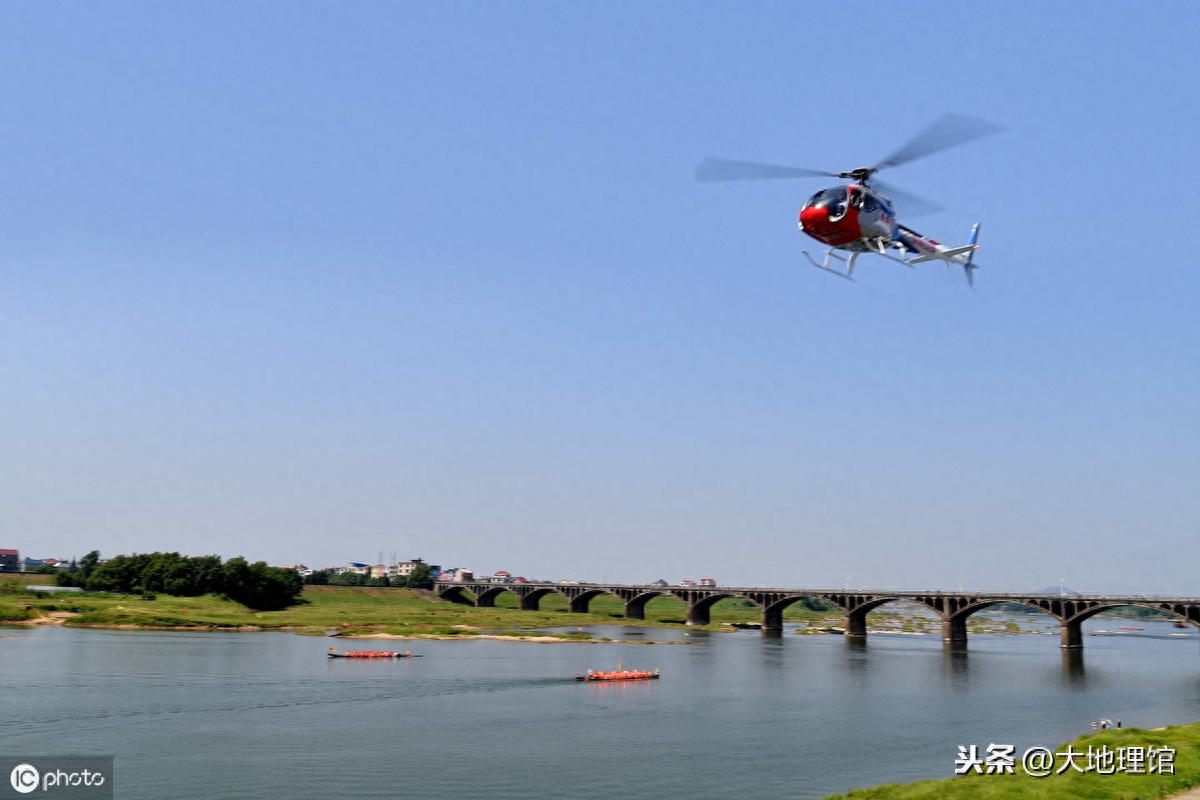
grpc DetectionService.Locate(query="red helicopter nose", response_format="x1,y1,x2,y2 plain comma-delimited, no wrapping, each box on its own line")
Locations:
798,205,826,232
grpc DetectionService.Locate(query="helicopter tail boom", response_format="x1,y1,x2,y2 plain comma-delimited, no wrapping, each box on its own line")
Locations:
898,222,982,284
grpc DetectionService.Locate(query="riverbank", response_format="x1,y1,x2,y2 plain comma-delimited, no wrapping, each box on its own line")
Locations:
822,721,1200,799
1,576,1187,641
0,577,839,638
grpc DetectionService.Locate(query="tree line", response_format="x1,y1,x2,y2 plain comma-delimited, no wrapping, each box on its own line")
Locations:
55,551,304,610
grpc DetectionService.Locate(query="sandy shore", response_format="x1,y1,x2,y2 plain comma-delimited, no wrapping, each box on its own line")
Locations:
3,613,298,632
2,615,689,641
8,611,77,625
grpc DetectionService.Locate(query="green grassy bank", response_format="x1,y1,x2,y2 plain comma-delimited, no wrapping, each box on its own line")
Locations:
0,574,840,636
824,722,1200,800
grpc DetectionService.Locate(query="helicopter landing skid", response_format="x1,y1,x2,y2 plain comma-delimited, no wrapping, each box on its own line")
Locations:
804,244,917,280
803,249,857,280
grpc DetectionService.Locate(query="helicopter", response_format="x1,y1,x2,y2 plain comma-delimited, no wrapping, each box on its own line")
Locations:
695,114,1002,284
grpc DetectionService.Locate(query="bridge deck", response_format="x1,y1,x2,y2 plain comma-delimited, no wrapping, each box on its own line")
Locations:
432,582,1200,650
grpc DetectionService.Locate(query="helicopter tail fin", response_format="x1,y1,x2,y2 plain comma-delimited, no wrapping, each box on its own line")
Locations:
963,223,981,286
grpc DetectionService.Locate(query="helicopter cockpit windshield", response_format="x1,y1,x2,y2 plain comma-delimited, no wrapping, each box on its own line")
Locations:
803,187,849,221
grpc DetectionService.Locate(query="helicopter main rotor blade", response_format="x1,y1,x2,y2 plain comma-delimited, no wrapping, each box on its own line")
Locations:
695,157,836,183
871,178,943,218
873,114,1003,173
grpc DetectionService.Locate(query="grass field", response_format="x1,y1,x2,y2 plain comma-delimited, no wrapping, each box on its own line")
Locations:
0,574,842,635
823,723,1200,800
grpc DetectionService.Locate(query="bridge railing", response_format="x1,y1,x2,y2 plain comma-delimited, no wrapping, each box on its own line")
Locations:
444,581,1200,603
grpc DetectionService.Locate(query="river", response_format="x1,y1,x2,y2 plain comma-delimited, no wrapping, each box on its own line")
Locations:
3,619,1199,799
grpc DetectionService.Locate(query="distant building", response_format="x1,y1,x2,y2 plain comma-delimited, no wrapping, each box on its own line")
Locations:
699,578,717,587
438,568,473,583
650,579,669,586
0,549,18,573
281,564,313,577
396,558,434,578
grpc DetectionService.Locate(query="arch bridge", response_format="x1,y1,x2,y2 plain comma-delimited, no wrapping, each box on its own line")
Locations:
434,582,1200,649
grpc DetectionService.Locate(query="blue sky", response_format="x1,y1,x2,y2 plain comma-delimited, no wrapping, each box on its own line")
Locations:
3,2,1196,593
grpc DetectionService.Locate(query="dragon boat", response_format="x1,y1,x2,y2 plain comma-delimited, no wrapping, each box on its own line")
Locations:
575,663,659,682
328,648,416,659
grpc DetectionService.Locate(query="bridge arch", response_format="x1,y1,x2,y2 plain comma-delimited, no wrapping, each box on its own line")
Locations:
757,594,849,633
561,587,613,614
1057,602,1197,649
618,590,672,621
927,599,1065,645
473,585,514,608
513,586,558,611
679,592,741,626
434,584,475,605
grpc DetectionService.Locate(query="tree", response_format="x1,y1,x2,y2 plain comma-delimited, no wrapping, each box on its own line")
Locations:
86,555,142,593
407,563,434,590
304,570,331,586
61,550,302,609
222,557,303,610
77,550,99,583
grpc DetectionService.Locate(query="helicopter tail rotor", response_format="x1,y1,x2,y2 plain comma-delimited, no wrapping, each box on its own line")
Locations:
963,223,981,286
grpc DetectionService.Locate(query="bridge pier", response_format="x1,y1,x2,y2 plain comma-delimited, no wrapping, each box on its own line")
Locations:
519,595,541,611
624,601,645,620
687,604,710,626
1060,620,1083,650
942,615,968,645
569,597,590,614
762,606,784,634
845,610,868,638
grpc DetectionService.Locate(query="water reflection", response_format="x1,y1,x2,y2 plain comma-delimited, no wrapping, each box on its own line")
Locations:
841,636,872,688
941,643,971,693
843,636,868,653
1061,649,1087,687
756,636,788,670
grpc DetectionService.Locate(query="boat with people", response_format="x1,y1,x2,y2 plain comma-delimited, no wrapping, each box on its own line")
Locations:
327,647,418,659
575,663,659,682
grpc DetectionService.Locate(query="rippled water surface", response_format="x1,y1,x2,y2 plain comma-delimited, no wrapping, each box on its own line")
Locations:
4,621,1199,799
